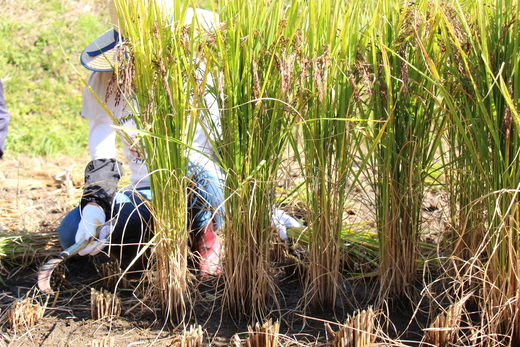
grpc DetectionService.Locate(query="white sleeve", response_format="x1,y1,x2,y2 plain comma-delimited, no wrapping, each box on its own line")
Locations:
87,118,117,160
190,65,221,164
81,72,118,160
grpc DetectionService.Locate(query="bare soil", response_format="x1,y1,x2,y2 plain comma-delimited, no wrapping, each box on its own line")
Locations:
0,155,441,346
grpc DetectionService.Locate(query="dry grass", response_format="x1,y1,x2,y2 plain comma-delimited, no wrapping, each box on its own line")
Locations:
326,307,376,347
4,296,45,331
91,287,121,321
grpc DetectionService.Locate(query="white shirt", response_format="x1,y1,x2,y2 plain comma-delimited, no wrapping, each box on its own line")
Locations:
81,71,300,240
81,70,222,189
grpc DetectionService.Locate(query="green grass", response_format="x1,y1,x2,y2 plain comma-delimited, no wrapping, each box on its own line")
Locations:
0,0,109,157
1,0,217,157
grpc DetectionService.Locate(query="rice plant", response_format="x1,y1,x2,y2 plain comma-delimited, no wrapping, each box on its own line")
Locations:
114,0,218,324
364,0,447,306
292,0,371,313
438,0,520,343
213,0,302,321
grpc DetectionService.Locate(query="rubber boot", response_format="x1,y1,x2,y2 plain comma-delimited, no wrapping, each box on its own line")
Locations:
192,220,222,276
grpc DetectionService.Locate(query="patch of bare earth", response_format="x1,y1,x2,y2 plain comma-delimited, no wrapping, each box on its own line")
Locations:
0,155,444,346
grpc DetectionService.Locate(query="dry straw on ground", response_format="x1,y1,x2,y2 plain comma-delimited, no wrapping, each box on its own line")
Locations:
233,319,280,347
326,306,376,347
91,288,121,321
5,296,45,330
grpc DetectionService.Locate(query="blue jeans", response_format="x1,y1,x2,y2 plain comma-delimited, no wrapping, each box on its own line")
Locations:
58,163,224,254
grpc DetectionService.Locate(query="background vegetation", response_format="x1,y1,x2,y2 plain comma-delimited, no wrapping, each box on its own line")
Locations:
1,0,112,156
2,0,520,345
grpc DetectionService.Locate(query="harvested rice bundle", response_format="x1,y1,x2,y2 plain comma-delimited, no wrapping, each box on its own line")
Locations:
0,233,60,266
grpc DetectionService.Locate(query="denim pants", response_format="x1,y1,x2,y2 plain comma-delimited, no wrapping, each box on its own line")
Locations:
58,162,224,255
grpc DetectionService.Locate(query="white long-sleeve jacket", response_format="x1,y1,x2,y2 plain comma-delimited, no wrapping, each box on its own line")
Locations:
80,68,299,239
81,70,222,190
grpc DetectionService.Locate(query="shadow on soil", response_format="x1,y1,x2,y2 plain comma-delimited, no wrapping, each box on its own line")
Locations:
0,245,429,346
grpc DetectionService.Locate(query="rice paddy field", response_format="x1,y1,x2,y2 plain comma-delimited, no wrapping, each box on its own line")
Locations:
1,0,519,346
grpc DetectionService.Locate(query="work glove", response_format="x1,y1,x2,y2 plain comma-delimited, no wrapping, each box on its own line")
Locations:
79,224,113,256
75,204,107,256
271,208,301,242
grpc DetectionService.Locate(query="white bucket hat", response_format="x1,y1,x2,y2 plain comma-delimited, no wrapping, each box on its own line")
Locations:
80,0,220,72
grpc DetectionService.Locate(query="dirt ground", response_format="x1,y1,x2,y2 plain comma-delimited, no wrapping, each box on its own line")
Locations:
0,155,442,346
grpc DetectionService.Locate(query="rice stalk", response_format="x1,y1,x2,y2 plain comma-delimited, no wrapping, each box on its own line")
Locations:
364,0,447,306
91,287,121,321
438,0,520,342
114,0,218,324
89,337,116,347
480,192,520,344
326,306,377,347
169,324,204,347
101,260,130,291
233,319,280,347
5,296,45,331
213,0,302,321
421,292,473,347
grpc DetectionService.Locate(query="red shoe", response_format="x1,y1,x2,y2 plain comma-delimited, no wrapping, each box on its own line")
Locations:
192,221,222,276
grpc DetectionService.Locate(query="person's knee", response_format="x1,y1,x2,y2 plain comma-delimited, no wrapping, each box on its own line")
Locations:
110,202,152,245
58,207,81,249
188,170,224,232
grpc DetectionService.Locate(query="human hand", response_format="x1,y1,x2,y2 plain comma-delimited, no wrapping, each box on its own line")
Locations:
79,224,113,256
271,208,301,242
75,204,105,256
